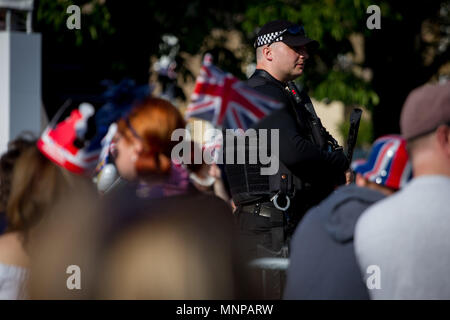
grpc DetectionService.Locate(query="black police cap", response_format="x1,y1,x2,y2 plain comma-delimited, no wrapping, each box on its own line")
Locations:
254,20,319,51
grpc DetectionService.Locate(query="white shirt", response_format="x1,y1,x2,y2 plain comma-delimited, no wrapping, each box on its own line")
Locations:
0,263,28,299
355,175,450,299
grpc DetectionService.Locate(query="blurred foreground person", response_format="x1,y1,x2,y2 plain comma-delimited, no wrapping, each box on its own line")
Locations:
29,188,236,299
98,198,236,299
284,135,412,300
355,82,450,299
0,141,91,299
29,97,242,299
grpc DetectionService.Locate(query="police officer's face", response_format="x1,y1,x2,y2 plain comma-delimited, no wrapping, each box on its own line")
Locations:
271,42,309,81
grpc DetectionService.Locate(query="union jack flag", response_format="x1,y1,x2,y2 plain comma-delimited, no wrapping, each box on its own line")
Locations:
185,54,282,130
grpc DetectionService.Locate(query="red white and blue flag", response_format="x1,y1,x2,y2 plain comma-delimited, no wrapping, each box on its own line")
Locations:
186,54,282,130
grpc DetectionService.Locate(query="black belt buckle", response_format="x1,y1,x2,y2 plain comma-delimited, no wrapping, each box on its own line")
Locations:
241,202,283,220
254,202,282,220
253,202,262,215
256,203,273,218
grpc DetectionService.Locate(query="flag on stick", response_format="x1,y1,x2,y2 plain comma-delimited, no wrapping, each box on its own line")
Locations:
186,54,282,130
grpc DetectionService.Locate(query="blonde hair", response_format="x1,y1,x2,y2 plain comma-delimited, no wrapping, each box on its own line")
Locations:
0,134,36,211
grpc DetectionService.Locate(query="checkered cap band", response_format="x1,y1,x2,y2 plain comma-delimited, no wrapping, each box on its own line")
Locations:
255,31,284,47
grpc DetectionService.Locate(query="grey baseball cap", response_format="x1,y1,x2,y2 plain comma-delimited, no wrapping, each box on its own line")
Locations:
400,81,450,141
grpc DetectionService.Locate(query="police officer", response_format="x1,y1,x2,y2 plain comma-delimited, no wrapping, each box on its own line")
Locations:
250,19,349,216
226,20,349,298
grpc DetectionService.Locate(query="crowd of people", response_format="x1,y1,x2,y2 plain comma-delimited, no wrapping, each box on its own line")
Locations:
0,19,449,300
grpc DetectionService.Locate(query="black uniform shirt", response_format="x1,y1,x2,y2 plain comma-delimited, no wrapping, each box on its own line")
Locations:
247,69,348,207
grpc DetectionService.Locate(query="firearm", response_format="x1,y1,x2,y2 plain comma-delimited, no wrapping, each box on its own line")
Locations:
346,108,362,163
286,81,341,152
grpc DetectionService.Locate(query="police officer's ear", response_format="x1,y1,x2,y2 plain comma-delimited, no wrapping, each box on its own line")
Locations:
261,45,273,62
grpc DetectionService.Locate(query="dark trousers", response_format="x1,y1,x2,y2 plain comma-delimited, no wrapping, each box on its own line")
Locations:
235,202,288,299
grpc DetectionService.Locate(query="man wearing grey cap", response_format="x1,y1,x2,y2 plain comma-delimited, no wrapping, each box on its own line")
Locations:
354,81,450,299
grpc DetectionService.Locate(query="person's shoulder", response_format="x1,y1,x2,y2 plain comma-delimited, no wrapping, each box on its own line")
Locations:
0,232,21,254
412,175,450,190
252,105,291,127
251,82,286,100
0,232,28,268
354,190,404,242
356,197,389,226
295,186,370,237
247,76,287,101
291,190,341,239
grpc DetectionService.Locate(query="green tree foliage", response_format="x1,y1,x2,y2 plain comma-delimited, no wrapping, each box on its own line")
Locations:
36,0,114,46
241,0,398,111
35,0,449,139
35,0,248,81
242,0,448,139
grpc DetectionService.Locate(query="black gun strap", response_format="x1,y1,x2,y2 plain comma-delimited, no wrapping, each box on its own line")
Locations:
284,87,312,139
251,70,314,143
284,82,321,145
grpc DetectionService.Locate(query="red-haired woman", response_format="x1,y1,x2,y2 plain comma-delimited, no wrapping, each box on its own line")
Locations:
112,97,191,198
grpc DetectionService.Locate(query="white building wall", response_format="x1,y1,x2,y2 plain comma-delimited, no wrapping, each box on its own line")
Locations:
0,31,41,155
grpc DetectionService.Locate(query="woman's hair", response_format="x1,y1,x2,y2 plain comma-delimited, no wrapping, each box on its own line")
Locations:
0,133,36,212
6,144,78,242
117,97,185,176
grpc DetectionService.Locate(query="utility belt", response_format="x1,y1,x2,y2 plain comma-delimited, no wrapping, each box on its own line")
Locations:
240,201,284,220
226,159,311,212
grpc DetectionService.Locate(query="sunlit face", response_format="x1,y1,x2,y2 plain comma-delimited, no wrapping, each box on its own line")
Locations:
113,132,140,181
270,42,309,82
